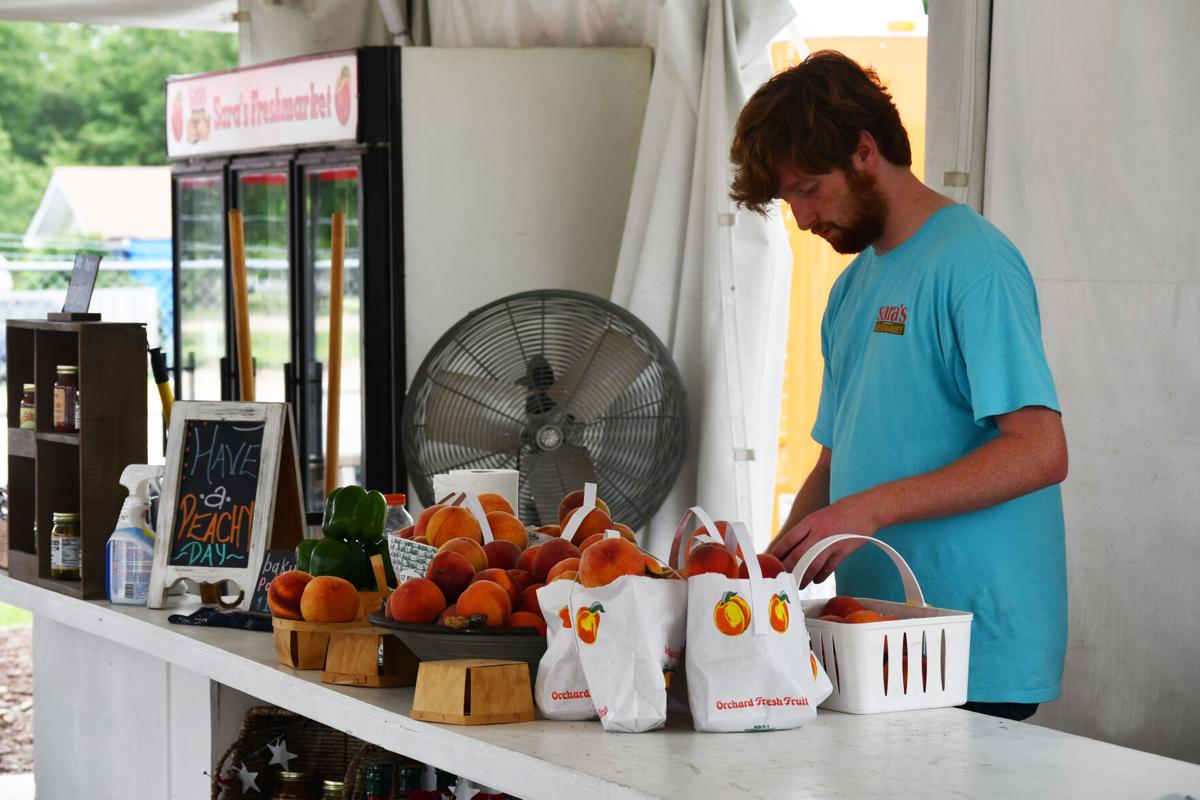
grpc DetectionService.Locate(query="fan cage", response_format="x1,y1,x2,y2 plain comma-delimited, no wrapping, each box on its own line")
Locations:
402,290,687,533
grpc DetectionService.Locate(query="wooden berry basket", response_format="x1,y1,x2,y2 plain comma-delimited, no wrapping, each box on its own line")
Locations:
272,617,368,670
796,535,973,714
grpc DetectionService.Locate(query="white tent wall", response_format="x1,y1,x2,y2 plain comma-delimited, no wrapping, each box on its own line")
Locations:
933,0,1200,763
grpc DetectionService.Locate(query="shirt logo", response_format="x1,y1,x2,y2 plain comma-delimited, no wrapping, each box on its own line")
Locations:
874,304,907,335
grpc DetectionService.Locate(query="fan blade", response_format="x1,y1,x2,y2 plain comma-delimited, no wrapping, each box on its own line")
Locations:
523,446,598,526
547,328,652,423
424,370,525,453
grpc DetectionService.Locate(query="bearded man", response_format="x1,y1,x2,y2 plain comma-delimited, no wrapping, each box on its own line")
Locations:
732,51,1068,721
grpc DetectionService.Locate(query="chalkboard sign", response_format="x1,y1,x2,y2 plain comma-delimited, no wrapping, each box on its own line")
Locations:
168,419,265,569
63,253,101,313
148,402,305,611
248,548,298,615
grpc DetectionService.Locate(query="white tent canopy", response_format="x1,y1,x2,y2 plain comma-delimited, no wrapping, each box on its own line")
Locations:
0,0,235,31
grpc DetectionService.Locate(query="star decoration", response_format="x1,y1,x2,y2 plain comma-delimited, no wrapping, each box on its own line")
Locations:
267,738,298,771
235,762,260,794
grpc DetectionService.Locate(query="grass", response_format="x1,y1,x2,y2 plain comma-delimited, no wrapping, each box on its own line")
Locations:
0,603,32,627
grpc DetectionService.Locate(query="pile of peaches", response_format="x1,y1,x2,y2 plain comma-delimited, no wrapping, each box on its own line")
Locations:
384,490,686,633
268,572,362,624
813,595,898,624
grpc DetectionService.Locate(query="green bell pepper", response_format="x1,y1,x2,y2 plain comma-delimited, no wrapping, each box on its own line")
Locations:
295,538,319,573
323,485,388,545
308,537,355,581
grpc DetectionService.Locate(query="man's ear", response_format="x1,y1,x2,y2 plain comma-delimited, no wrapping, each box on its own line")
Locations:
852,130,879,170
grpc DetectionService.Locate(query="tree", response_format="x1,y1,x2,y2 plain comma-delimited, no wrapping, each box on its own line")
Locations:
0,22,238,235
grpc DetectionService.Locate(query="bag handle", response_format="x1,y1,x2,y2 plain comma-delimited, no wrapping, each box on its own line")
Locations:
558,482,598,545
789,534,926,607
668,506,736,570
725,521,772,637
451,491,495,544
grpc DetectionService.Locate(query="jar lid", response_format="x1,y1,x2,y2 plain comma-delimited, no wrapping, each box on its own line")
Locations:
22,383,35,392
52,512,80,522
278,770,315,780
322,779,345,789
384,493,407,505
56,365,78,374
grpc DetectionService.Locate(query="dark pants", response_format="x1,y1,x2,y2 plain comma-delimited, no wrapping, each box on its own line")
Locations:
959,701,1039,721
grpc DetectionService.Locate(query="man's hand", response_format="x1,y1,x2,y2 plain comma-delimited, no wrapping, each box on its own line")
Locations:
767,494,880,588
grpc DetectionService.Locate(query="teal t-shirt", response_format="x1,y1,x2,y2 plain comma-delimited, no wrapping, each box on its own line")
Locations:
812,204,1066,703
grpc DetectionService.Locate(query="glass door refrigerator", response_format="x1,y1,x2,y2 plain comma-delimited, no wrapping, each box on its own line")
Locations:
167,48,401,521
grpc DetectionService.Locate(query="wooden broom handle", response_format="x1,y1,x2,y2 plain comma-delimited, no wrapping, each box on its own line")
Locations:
324,212,346,497
228,209,254,401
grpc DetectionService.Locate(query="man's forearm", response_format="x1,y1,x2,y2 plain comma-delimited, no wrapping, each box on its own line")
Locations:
777,448,831,535
853,420,1067,532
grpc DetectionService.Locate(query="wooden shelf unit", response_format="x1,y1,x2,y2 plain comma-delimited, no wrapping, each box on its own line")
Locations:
5,320,147,599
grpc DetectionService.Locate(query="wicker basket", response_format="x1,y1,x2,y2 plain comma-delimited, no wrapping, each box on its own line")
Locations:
212,706,418,799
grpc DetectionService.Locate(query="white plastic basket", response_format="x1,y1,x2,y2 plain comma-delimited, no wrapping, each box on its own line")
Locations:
795,535,973,714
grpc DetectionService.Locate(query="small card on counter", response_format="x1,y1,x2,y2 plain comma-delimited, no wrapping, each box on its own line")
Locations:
388,536,438,583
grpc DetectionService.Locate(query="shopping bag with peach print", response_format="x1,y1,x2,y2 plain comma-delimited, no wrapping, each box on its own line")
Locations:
677,509,832,732
532,485,606,720
569,530,687,733
533,577,598,720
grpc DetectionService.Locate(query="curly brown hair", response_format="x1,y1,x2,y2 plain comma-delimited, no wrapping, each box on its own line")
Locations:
729,50,911,215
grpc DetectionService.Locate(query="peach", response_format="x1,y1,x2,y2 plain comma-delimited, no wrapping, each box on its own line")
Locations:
509,611,547,635
563,506,614,546
579,537,644,588
738,553,787,580
439,537,488,573
557,490,611,524
546,557,581,584
578,533,604,552
515,544,542,574
414,503,447,538
535,524,562,538
531,538,581,583
395,524,415,540
685,542,739,579
486,511,528,549
642,552,681,579
684,521,742,561
483,539,522,571
550,570,578,583
425,550,475,603
516,583,545,614
413,535,429,545
473,568,519,604
844,609,886,624
267,570,312,620
817,614,844,622
477,492,515,516
386,577,446,624
612,523,637,543
456,580,512,627
506,568,535,592
437,603,458,625
300,575,360,623
426,506,482,548
821,596,864,619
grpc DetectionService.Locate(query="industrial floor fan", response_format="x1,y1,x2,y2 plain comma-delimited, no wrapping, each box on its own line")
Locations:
402,290,688,531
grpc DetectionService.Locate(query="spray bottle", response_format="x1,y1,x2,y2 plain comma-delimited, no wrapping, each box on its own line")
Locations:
106,464,164,605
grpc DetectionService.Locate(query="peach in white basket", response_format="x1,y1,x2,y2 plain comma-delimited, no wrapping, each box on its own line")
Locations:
685,542,739,579
738,553,786,579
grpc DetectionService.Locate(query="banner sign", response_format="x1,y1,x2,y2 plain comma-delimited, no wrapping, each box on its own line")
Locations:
166,52,358,158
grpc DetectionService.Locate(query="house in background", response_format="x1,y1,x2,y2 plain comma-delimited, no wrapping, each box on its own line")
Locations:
22,165,172,258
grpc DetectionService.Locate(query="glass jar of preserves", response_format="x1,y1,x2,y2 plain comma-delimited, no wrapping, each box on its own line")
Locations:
50,512,81,580
320,779,344,800
53,365,79,433
271,771,320,800
19,384,36,430
364,762,394,800
393,764,424,797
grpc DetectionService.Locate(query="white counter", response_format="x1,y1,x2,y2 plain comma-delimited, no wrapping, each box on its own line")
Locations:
2,572,1197,799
